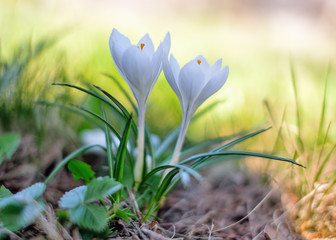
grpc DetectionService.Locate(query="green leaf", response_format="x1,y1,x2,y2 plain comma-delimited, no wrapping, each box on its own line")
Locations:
45,144,106,185
179,151,304,168
68,160,95,183
0,186,12,199
59,186,87,209
36,101,102,129
0,183,46,208
114,115,132,183
103,73,137,112
101,105,114,178
74,104,121,140
114,208,136,224
0,133,20,164
1,201,45,231
84,177,122,203
69,204,108,232
0,183,46,231
139,164,203,190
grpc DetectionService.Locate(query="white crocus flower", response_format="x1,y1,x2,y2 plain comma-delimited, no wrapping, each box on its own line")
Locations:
163,55,229,165
109,29,171,184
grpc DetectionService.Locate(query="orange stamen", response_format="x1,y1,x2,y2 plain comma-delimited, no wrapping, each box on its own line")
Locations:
140,43,145,50
197,59,201,65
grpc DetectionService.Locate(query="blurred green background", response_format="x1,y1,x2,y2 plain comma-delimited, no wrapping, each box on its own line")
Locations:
2,0,335,140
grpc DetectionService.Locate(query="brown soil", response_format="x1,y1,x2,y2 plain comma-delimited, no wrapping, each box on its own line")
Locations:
156,165,305,240
0,138,305,240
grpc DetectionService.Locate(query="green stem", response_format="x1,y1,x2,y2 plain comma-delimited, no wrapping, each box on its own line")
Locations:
169,113,191,165
134,102,146,185
44,144,104,185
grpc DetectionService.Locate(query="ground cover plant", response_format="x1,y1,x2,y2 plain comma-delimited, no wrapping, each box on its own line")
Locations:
0,29,304,239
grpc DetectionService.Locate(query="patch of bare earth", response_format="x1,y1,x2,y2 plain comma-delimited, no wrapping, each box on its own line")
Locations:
157,166,305,240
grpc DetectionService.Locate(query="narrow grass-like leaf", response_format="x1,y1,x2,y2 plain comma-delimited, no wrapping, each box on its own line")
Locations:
139,164,203,190
192,100,223,122
180,135,234,159
142,169,180,222
52,83,126,121
316,63,331,145
180,151,304,167
113,208,137,224
155,101,223,160
101,105,114,178
212,126,271,152
45,144,106,185
155,128,179,159
103,73,137,111
114,115,132,185
290,62,304,151
154,169,179,202
181,127,272,168
144,126,155,169
314,144,336,183
94,85,129,118
94,84,138,136
315,170,336,209
36,101,101,128
74,104,121,140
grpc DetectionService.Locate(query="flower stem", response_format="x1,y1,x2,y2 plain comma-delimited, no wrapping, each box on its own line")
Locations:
134,102,146,185
169,114,191,165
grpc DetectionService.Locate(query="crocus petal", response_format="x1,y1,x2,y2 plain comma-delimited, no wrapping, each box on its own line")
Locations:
109,29,131,73
163,55,184,111
151,46,163,86
178,60,206,115
208,58,222,78
152,32,171,80
121,46,153,104
194,55,210,72
137,33,155,56
192,66,229,113
160,32,171,58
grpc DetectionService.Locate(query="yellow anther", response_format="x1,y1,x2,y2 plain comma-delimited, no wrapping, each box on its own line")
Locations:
197,59,201,65
140,43,145,50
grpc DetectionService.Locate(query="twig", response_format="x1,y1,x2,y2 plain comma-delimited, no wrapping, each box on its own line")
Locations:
213,188,275,232
131,220,149,240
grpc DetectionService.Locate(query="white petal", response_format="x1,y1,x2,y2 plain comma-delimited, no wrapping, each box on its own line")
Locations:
160,32,171,58
151,32,171,84
121,46,153,104
194,55,210,72
192,66,229,113
109,29,131,73
151,46,163,87
137,33,155,56
163,55,183,108
170,54,180,81
208,58,222,78
178,59,206,116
